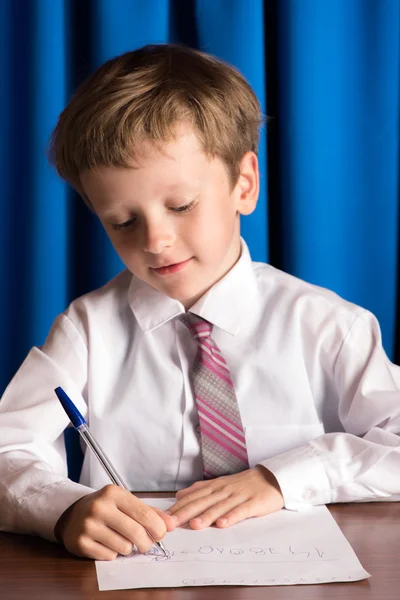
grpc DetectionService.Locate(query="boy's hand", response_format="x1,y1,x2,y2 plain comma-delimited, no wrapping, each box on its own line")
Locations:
54,485,176,560
165,466,284,529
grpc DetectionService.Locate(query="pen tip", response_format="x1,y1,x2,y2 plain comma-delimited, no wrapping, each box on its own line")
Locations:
157,540,169,557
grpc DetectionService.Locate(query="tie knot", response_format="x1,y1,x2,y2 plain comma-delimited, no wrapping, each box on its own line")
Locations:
180,313,213,339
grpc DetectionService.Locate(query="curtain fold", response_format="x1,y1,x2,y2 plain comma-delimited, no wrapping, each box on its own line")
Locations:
276,0,399,357
1,0,399,398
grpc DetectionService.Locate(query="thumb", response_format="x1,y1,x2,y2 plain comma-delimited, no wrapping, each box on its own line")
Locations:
149,505,177,531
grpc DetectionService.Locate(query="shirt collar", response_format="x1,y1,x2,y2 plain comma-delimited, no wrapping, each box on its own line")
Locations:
128,238,259,336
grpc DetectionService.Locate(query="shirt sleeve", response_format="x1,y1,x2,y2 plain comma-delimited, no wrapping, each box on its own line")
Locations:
0,314,95,541
260,309,400,509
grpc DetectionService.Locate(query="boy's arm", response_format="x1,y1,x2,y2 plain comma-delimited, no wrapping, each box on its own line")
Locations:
0,314,95,541
260,310,400,509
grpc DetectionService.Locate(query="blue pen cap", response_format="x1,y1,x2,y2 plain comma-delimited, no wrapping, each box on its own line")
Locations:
54,386,86,428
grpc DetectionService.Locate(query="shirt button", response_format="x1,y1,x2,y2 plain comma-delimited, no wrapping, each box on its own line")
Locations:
195,424,201,435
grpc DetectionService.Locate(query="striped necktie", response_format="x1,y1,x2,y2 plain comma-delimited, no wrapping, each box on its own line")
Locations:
180,312,249,479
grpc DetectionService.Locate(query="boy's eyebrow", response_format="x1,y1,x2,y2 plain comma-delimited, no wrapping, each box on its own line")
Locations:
165,182,187,191
98,206,131,219
91,201,128,218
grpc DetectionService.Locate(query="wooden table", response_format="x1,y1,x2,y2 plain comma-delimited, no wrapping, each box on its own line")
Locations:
1,497,399,600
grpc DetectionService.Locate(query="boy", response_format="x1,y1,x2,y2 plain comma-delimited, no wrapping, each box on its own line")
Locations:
0,44,399,561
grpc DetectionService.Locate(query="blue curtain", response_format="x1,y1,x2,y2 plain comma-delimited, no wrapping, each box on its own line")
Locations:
1,1,399,389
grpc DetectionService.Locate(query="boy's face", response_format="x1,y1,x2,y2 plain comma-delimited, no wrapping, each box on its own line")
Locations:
80,124,258,309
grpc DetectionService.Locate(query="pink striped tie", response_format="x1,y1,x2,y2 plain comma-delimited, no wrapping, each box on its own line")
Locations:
181,313,249,479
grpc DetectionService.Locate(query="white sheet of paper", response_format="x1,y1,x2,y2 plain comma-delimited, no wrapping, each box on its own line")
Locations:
95,498,370,590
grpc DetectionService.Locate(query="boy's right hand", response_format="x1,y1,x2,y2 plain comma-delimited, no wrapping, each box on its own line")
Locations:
54,485,176,560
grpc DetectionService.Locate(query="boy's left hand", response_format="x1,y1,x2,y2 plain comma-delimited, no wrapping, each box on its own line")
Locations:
163,466,284,530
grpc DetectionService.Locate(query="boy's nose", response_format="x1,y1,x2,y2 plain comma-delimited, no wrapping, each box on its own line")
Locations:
142,224,175,255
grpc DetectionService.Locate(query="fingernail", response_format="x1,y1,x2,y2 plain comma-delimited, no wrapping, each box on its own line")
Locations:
165,510,172,515
219,518,228,525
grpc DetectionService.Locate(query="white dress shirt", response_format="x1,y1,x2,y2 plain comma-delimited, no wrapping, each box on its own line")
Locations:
1,239,400,542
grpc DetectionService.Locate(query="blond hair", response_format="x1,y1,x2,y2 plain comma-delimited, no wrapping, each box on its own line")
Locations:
48,44,263,199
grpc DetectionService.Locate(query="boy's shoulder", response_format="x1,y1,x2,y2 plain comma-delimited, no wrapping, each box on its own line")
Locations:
65,268,133,321
251,260,366,321
43,270,134,351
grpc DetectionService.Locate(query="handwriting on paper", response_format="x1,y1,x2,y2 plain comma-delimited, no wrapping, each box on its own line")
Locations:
118,543,328,563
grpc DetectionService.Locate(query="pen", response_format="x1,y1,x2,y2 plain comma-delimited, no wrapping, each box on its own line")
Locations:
54,386,168,557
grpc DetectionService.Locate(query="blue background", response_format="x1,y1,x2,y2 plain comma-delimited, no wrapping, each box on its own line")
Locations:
1,0,399,391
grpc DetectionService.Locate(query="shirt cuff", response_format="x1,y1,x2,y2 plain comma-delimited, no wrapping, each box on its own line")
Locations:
17,479,95,542
258,442,332,510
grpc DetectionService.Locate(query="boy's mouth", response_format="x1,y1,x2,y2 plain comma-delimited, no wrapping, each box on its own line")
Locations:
150,258,192,276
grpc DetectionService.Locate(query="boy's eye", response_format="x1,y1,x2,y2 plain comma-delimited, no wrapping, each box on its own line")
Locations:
110,200,196,231
171,200,196,213
111,217,137,231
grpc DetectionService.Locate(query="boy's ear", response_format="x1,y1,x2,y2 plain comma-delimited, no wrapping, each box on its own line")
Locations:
235,151,259,216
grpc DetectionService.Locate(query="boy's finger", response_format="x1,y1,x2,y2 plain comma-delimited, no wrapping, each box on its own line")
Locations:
167,486,215,515
115,494,167,540
149,506,178,531
92,523,135,556
166,490,229,526
215,498,269,528
103,509,159,552
175,479,212,499
188,496,243,529
77,538,119,561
